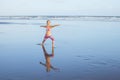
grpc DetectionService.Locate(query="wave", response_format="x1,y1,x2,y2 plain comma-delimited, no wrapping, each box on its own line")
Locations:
0,22,41,25
0,16,120,22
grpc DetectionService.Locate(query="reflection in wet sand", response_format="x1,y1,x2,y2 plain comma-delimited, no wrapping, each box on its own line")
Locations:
40,45,59,72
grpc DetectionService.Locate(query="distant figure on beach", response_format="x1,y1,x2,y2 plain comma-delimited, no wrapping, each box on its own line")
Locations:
40,20,60,47
40,45,59,72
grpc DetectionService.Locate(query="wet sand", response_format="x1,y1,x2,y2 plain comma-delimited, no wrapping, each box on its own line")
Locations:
0,20,120,80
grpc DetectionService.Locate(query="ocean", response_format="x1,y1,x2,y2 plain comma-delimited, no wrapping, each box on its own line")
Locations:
0,16,120,80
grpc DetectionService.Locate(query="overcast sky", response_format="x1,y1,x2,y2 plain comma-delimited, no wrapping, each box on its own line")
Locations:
0,0,120,16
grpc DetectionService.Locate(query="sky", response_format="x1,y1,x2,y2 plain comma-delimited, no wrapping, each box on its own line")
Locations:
0,0,120,16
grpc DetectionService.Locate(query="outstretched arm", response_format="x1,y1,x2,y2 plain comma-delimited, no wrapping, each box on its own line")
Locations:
51,24,60,28
40,62,46,67
50,65,60,71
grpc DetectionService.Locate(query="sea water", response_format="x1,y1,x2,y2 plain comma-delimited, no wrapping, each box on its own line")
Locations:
0,17,120,80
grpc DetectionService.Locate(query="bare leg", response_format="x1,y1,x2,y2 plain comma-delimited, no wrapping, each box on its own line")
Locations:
52,41,54,48
52,44,54,56
42,39,46,45
49,36,54,48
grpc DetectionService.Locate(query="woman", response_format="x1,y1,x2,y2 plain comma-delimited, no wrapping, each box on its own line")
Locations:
41,20,60,47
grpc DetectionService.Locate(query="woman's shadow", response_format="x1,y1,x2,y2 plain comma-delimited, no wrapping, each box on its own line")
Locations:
40,44,59,72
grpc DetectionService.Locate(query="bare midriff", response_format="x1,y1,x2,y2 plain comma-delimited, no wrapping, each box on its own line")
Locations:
45,27,51,36
46,31,51,36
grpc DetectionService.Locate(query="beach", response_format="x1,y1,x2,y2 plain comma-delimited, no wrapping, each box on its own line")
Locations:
0,18,120,80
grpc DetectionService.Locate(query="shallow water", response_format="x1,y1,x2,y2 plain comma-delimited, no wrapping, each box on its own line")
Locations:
0,20,120,80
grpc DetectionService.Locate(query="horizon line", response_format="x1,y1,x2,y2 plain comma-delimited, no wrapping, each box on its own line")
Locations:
0,15,120,17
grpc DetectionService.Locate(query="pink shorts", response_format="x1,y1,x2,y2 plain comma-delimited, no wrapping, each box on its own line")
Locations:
44,35,54,41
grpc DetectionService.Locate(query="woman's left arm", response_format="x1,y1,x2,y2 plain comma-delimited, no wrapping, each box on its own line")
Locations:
51,24,60,28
